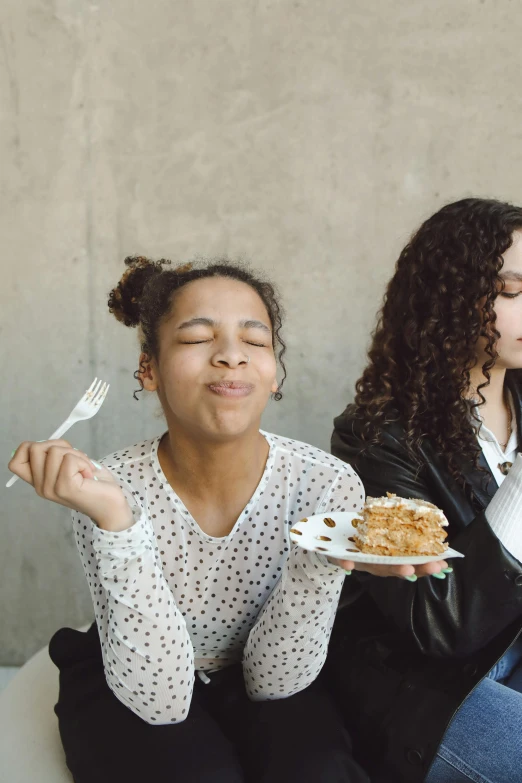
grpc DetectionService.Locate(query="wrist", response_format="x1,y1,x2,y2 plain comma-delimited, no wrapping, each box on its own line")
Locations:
94,502,135,532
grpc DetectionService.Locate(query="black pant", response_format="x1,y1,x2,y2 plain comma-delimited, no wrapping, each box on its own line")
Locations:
49,623,370,783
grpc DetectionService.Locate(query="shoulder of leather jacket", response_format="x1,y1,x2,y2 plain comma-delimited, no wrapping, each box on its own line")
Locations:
333,370,522,519
334,369,521,447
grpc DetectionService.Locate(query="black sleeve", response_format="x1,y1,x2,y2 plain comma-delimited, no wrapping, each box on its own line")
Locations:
331,414,522,657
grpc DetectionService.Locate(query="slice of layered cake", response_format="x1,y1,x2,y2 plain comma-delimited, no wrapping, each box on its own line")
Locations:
353,493,449,556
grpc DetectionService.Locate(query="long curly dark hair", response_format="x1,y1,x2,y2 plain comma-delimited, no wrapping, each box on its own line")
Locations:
353,197,522,479
108,256,287,401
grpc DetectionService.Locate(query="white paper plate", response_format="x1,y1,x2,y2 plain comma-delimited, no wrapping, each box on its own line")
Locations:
289,512,464,565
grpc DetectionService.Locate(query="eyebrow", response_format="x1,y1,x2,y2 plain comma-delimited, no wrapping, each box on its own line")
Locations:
177,317,272,333
177,317,215,330
241,319,272,334
500,271,522,282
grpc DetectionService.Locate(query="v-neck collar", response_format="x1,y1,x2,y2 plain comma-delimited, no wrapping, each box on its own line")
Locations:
150,431,276,544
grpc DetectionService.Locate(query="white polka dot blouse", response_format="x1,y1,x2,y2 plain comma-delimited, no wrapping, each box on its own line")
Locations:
72,431,365,724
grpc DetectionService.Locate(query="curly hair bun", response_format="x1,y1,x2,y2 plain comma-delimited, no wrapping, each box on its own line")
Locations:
108,256,169,327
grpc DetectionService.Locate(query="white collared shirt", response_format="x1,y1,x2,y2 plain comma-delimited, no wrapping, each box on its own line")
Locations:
471,394,522,564
474,393,518,487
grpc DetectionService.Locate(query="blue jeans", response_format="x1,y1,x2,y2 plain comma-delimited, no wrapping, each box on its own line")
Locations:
426,637,522,783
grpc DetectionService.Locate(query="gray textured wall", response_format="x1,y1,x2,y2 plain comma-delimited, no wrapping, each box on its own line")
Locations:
2,0,521,663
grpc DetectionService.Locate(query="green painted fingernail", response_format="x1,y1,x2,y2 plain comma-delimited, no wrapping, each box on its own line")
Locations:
93,476,99,481
36,440,45,443
91,460,102,470
432,572,446,579
404,575,417,582
442,567,453,573
10,450,16,458
344,570,352,576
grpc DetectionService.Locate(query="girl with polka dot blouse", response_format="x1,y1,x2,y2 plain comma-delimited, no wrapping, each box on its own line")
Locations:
9,259,432,783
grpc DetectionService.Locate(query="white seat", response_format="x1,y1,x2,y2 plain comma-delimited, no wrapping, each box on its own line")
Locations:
0,629,90,783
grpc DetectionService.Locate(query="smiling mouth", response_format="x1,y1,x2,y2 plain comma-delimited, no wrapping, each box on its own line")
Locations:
207,381,255,397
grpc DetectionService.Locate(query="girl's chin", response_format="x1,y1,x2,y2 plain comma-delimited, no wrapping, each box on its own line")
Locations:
194,410,261,438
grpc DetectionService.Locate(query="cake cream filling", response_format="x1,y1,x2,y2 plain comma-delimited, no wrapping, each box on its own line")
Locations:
365,495,449,526
355,494,449,555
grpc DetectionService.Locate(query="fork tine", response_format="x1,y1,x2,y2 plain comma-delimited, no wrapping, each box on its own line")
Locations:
89,379,103,400
99,384,109,406
93,382,109,406
86,377,98,395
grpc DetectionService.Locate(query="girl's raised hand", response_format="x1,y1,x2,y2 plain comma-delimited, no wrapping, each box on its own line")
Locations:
8,440,134,532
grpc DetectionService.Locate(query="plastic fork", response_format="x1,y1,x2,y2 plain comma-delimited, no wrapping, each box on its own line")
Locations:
6,378,110,488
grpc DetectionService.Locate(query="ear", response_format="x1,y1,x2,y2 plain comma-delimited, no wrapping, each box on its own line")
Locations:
138,353,159,392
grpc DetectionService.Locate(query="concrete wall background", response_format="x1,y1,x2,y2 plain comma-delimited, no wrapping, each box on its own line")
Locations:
2,0,521,663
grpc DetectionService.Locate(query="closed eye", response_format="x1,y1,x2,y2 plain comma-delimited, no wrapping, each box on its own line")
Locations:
500,292,521,299
179,339,269,346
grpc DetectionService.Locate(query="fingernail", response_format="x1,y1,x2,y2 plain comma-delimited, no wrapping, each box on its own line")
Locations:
10,450,15,458
73,447,79,451
432,572,446,579
91,460,102,470
36,440,45,443
404,575,417,582
344,570,352,576
93,476,99,481
442,567,453,574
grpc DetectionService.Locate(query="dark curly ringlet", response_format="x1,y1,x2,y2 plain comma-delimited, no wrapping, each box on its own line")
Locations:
353,197,522,483
108,256,287,401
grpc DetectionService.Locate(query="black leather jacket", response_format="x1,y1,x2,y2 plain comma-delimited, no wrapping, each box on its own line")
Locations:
325,371,522,783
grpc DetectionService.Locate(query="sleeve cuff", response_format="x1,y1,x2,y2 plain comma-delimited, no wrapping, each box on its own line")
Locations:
92,506,151,558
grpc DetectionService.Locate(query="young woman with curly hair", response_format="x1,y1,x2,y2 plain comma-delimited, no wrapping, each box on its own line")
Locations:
328,198,522,783
9,258,438,783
